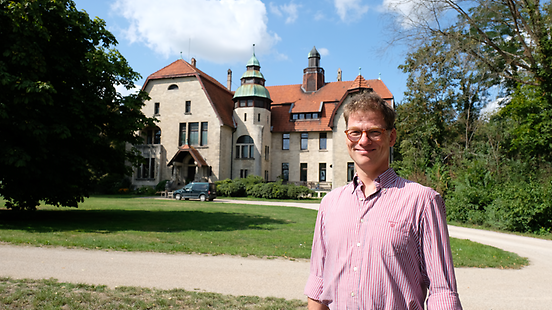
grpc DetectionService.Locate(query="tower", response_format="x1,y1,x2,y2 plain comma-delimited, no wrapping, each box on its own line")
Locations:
302,46,325,92
232,49,272,180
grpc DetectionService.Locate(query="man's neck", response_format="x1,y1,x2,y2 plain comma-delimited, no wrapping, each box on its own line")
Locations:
357,166,388,197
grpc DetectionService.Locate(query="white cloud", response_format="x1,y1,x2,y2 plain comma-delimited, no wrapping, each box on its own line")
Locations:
112,0,280,63
318,47,330,57
115,83,141,96
334,0,369,22
381,0,449,29
270,1,301,24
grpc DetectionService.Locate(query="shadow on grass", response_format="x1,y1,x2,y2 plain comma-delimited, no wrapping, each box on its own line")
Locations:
0,210,290,233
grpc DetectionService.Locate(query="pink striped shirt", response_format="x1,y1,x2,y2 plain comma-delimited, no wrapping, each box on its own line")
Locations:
304,169,462,310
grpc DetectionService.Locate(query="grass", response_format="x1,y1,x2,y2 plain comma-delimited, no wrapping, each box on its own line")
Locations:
0,196,528,267
0,277,307,309
0,197,315,259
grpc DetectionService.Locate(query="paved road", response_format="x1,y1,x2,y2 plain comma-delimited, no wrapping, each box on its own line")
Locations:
1,200,552,309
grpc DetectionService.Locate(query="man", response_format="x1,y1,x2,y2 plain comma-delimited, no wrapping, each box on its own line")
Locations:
304,92,462,310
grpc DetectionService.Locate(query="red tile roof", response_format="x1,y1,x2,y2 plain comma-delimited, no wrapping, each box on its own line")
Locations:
143,59,235,128
167,145,208,167
268,77,393,132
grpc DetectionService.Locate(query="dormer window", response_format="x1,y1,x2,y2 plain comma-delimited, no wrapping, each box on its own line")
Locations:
168,84,179,90
290,113,320,121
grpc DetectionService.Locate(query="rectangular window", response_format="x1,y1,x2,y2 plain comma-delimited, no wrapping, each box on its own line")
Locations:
154,102,160,115
282,133,290,150
137,158,155,179
319,163,326,182
179,123,186,146
188,122,199,145
185,101,191,113
301,133,308,150
249,145,254,158
240,100,246,107
244,113,247,122
257,113,260,122
282,163,289,181
347,162,355,182
200,122,208,146
235,145,241,159
265,146,269,160
264,170,268,181
240,169,248,178
146,130,153,144
248,99,253,107
300,163,308,182
153,129,161,144
242,145,249,158
319,132,327,150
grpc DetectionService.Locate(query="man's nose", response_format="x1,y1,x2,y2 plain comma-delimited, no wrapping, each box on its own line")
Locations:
357,131,372,144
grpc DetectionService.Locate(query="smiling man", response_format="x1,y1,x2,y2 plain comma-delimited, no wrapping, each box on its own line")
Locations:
304,92,462,310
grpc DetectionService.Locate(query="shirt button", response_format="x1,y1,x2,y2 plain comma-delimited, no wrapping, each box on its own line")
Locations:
353,267,358,271
357,242,361,247
351,292,355,297
360,219,364,223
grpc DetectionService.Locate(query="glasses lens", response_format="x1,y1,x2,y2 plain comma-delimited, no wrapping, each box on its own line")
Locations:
346,130,362,141
367,129,384,140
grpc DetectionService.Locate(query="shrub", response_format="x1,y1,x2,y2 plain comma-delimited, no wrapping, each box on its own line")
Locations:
486,179,552,233
155,180,170,192
133,186,157,196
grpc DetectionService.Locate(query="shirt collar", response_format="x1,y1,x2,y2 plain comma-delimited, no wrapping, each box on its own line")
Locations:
351,168,398,193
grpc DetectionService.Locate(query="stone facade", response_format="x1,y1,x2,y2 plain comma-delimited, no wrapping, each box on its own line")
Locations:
131,48,394,190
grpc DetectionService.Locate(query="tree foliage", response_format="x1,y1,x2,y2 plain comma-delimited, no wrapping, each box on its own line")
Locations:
389,0,552,234
0,0,154,210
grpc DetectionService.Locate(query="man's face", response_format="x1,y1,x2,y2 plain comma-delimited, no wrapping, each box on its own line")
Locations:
346,110,396,178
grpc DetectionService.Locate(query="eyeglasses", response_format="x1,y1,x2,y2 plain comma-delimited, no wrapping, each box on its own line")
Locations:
344,127,386,142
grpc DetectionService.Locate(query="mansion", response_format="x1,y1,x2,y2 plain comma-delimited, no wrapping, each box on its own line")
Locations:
132,47,394,190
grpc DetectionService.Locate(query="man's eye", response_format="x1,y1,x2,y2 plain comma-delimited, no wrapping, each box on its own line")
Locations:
349,131,362,136
369,130,382,136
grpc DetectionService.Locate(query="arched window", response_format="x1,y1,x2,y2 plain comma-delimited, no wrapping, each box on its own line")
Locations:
236,135,254,159
168,84,179,90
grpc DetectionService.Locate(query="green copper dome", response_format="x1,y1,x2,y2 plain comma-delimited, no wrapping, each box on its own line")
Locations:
233,84,271,100
308,46,320,58
247,53,261,67
241,70,264,79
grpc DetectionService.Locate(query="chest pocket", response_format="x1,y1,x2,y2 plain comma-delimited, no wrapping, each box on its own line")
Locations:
373,221,410,257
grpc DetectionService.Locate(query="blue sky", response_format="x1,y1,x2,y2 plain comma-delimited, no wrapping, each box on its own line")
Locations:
73,0,411,102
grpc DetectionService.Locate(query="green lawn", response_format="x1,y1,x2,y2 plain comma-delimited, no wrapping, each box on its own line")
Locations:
0,277,306,310
0,196,528,268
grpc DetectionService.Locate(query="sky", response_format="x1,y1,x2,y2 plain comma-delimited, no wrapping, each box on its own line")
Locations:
72,0,413,102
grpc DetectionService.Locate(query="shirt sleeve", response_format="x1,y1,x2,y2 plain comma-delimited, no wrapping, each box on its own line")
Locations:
304,198,327,302
421,193,463,310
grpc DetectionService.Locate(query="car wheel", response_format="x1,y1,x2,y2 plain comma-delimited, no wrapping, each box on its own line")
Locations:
199,194,206,202
175,193,181,200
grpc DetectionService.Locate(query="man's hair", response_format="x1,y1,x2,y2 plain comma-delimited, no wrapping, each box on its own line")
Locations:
343,92,396,129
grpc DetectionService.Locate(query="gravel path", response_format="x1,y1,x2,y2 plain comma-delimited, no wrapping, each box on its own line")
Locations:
1,200,551,309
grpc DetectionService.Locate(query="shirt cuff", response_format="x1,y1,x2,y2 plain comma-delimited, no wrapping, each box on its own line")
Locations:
304,274,324,300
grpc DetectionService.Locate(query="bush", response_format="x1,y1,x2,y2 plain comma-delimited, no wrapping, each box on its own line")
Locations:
214,177,315,200
133,186,157,196
486,179,552,233
155,180,170,192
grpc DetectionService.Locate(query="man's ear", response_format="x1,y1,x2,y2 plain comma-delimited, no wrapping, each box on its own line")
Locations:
389,128,397,147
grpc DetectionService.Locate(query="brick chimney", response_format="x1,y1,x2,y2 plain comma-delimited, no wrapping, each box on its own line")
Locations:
227,69,232,91
191,57,197,68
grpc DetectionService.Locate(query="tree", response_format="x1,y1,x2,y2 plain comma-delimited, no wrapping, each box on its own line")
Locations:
386,0,552,159
0,0,154,210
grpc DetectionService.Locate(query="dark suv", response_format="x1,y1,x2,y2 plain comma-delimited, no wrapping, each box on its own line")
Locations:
173,182,216,201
